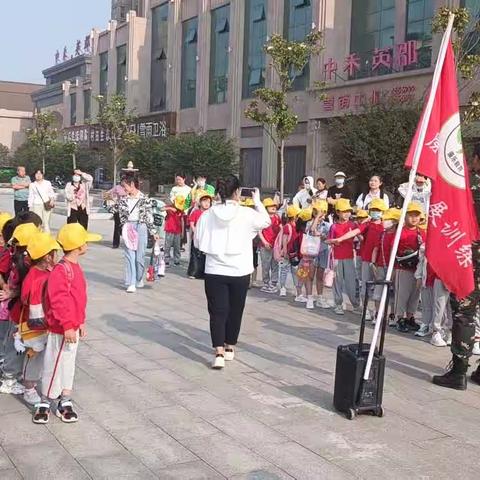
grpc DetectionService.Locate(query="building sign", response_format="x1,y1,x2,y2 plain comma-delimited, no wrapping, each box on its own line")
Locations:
324,40,421,81
63,112,176,147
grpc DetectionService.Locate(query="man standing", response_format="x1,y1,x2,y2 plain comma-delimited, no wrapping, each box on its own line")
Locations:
327,171,351,216
11,166,31,215
433,144,480,390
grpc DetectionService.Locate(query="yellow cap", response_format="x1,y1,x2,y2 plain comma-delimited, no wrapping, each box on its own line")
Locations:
57,223,102,251
0,213,13,233
298,207,313,222
312,199,328,213
407,201,424,214
196,190,213,201
286,205,300,218
242,198,255,207
383,208,401,222
262,197,276,208
356,209,369,219
11,223,40,247
174,195,186,211
27,232,61,260
335,198,352,212
369,198,388,211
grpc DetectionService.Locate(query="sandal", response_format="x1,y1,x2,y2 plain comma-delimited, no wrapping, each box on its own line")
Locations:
32,403,50,424
55,400,78,423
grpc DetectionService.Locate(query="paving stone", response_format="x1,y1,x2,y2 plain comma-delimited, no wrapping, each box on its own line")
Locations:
0,469,22,480
0,412,56,447
0,447,14,470
229,466,295,480
154,460,225,480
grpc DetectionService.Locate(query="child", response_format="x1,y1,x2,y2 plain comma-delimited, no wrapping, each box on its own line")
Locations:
0,223,39,395
353,209,369,302
187,191,213,279
393,202,426,333
20,232,60,409
305,200,331,309
259,198,281,293
327,199,360,315
164,196,185,266
0,213,13,367
294,208,313,303
38,223,101,424
277,205,302,299
332,199,387,320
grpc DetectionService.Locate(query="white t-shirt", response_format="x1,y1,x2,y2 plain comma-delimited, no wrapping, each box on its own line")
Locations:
28,180,55,207
355,191,390,210
127,195,142,221
170,185,191,202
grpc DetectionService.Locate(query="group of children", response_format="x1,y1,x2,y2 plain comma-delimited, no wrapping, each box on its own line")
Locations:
249,195,462,350
0,210,100,424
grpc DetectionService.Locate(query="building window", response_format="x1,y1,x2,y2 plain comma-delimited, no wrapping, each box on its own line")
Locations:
70,93,77,126
350,0,395,78
406,0,433,69
84,90,91,122
461,0,480,55
284,0,312,90
151,2,169,112
243,0,267,99
181,17,198,109
99,52,108,96
209,4,230,104
116,44,127,95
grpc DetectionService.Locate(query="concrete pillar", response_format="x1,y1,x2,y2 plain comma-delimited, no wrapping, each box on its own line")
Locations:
107,20,118,96
76,81,85,125
197,0,211,132
63,81,72,128
90,29,101,120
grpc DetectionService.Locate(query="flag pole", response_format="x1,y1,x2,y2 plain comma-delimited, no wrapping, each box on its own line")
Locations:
363,13,456,381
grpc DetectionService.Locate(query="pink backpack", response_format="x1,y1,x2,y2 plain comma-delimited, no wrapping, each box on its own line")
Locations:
273,224,292,262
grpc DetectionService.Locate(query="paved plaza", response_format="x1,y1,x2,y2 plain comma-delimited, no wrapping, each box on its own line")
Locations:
1,195,480,479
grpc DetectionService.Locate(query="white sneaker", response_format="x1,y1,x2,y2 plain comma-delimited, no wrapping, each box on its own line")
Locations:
415,324,430,337
23,388,41,405
295,295,307,303
352,306,363,315
136,280,145,288
443,330,452,346
212,355,225,369
316,297,331,309
473,342,480,355
279,287,287,297
0,378,25,395
364,309,371,321
260,285,271,293
224,349,235,361
306,297,315,310
126,285,136,293
334,306,345,315
430,332,447,347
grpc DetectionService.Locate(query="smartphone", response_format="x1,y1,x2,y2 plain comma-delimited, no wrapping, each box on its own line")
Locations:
240,187,255,197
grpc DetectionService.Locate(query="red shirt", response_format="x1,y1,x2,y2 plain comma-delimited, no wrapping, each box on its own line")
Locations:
0,247,12,280
46,259,87,334
262,214,281,247
375,229,396,267
358,222,384,263
396,227,426,270
189,209,205,227
283,222,299,254
330,221,356,260
165,210,183,235
21,267,50,329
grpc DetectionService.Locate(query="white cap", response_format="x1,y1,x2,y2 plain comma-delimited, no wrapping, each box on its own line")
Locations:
334,171,346,178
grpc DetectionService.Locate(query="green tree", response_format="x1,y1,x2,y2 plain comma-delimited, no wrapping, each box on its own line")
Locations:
0,144,9,166
245,31,324,199
95,94,139,182
325,100,422,190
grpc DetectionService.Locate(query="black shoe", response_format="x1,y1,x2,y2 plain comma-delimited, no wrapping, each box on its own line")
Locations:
396,318,410,333
112,245,119,249
471,366,480,386
407,316,420,332
433,357,467,390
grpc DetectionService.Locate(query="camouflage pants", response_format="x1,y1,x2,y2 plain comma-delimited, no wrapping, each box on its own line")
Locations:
450,242,480,370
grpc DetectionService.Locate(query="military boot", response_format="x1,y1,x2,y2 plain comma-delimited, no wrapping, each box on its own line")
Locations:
432,356,467,390
471,363,480,386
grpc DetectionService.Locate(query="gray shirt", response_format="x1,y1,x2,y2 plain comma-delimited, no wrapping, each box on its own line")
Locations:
11,175,31,201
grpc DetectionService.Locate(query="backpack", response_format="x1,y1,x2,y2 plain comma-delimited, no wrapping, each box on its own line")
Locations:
360,191,386,209
41,259,74,320
273,224,293,262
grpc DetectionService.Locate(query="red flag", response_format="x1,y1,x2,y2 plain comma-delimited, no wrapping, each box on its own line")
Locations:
405,42,477,299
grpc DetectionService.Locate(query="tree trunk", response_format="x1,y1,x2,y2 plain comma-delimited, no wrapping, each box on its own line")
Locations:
42,147,46,175
280,139,285,202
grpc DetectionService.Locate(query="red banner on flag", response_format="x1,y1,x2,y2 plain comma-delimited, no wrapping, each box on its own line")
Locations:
405,42,477,299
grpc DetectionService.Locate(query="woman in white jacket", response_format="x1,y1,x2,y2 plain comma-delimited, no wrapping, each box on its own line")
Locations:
65,170,93,230
195,175,270,369
28,170,55,233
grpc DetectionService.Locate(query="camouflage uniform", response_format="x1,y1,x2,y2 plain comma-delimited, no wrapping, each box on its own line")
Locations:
450,170,480,372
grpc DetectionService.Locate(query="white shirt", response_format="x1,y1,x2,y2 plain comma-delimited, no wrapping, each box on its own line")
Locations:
398,182,431,214
28,180,55,207
195,200,270,277
170,185,191,202
126,194,142,221
293,188,317,209
355,191,390,210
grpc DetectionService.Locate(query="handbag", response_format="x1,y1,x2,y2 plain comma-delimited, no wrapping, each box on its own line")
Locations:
35,185,54,211
323,249,335,288
300,233,321,257
146,251,155,282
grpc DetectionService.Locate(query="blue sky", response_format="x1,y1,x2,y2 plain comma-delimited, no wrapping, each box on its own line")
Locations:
0,0,111,84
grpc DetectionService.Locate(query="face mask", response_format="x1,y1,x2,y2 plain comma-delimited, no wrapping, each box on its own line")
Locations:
383,220,394,229
370,211,382,220
72,175,81,183
197,180,206,188
335,178,345,187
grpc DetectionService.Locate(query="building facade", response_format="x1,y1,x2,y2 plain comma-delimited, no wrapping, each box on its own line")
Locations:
36,0,479,193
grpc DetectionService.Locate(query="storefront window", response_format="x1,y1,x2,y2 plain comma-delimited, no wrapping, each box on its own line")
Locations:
151,2,169,112
243,0,267,99
210,4,230,104
181,17,198,109
406,0,433,69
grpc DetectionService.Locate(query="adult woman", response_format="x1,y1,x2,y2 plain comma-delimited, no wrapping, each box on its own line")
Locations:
195,175,270,369
28,170,55,233
293,176,317,209
314,178,328,200
356,174,390,210
109,173,158,293
65,169,93,230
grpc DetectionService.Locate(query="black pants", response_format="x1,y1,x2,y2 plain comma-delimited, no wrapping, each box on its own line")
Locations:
205,274,250,348
67,207,89,230
14,200,28,216
113,212,121,248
